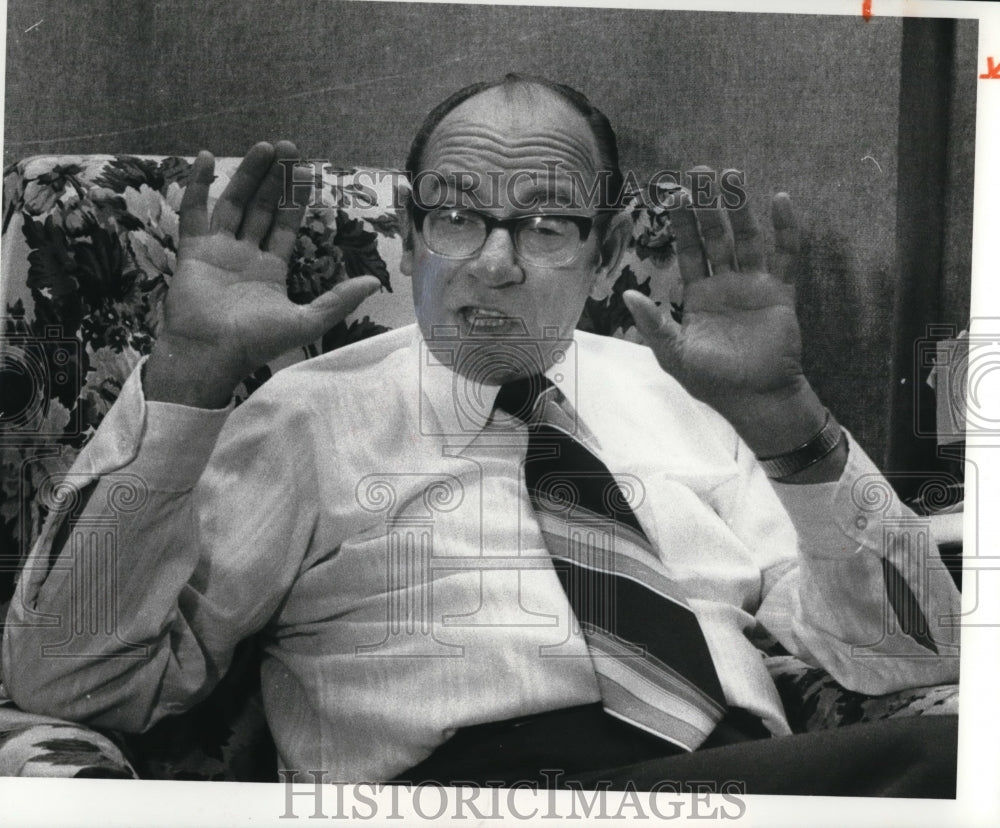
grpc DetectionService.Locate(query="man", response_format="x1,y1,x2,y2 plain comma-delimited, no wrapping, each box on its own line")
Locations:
2,76,960,794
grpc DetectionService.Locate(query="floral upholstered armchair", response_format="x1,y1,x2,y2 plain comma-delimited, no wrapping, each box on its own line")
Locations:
0,155,958,779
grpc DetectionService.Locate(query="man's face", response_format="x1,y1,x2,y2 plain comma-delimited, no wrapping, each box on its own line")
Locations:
401,85,625,382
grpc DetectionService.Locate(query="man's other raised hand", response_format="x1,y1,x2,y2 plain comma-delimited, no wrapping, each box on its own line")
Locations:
624,171,847,481
144,141,380,408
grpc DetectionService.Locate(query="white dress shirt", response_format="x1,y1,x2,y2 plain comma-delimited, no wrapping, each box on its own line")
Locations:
2,325,961,781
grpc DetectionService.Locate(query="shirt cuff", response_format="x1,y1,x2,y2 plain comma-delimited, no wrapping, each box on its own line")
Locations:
768,430,898,558
73,357,231,491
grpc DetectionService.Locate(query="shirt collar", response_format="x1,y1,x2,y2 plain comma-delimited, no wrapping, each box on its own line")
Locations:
410,328,587,451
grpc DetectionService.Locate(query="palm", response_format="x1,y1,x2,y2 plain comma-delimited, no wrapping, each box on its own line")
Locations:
167,234,309,371
664,272,802,398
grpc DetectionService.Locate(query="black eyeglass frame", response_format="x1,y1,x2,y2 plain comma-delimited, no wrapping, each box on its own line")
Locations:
410,206,595,266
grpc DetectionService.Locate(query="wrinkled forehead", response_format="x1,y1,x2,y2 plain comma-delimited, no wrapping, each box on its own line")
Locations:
414,87,604,212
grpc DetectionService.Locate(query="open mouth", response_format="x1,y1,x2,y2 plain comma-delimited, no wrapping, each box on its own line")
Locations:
460,307,525,334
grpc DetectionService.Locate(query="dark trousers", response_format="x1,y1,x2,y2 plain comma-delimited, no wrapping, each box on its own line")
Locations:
393,704,957,798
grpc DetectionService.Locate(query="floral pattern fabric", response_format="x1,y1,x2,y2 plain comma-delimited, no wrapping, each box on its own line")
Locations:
0,682,136,778
766,655,959,732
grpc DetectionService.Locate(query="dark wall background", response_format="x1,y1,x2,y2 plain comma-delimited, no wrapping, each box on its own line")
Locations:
3,1,977,477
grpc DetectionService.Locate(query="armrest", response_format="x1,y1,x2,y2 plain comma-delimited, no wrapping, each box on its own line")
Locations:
765,655,959,733
0,683,136,778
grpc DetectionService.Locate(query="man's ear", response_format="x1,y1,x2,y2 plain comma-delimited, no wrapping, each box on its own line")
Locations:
397,188,415,277
590,210,632,290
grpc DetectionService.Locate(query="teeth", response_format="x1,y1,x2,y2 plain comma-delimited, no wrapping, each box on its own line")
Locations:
475,317,510,328
464,308,514,329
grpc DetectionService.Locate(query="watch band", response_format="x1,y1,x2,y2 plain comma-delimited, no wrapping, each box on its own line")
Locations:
756,410,843,479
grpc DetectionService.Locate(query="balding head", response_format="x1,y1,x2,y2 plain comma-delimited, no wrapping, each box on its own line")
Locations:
405,74,624,216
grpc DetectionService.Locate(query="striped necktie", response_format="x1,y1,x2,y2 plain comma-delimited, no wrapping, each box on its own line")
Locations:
494,374,727,751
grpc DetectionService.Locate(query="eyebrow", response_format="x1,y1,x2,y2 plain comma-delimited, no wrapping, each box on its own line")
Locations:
417,166,591,213
510,178,581,210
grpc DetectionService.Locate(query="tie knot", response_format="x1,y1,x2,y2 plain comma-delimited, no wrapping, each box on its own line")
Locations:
493,375,554,423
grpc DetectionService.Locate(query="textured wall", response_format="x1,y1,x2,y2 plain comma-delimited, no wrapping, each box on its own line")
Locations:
3,1,977,463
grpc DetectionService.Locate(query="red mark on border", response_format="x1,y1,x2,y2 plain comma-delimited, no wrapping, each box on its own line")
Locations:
862,0,872,21
981,57,1000,79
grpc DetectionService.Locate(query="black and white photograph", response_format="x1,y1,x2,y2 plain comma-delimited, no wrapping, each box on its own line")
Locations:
0,0,997,825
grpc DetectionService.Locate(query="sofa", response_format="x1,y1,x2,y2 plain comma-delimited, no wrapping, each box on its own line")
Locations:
0,154,960,780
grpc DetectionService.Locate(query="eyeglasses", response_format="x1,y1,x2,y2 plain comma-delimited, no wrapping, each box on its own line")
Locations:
412,207,594,267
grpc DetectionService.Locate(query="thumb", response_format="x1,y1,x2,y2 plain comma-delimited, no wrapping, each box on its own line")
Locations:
623,290,678,341
295,276,382,339
623,290,684,372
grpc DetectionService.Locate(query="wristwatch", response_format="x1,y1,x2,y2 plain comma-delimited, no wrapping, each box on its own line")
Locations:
756,410,844,479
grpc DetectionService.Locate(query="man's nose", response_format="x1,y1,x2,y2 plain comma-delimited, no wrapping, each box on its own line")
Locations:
469,227,524,287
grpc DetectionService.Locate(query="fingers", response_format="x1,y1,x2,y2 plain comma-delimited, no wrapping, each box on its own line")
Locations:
209,142,278,235
204,140,307,261
728,199,766,272
178,151,215,239
238,141,302,245
673,167,739,283
693,205,736,276
772,193,800,284
690,168,736,277
670,197,710,285
672,169,785,283
264,157,311,262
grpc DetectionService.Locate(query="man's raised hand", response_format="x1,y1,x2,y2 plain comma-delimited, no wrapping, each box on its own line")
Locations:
623,173,837,464
144,141,380,408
